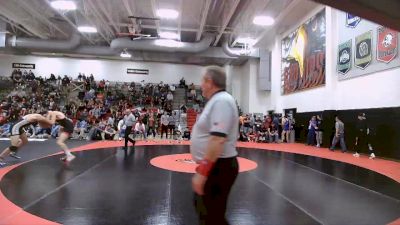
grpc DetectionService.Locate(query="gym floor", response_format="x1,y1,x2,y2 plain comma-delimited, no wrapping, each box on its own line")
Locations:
0,139,399,225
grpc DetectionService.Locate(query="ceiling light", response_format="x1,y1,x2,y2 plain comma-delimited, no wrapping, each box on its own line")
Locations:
236,37,256,45
50,0,77,11
77,26,97,33
159,32,179,40
156,9,179,19
253,16,275,26
120,50,131,58
155,39,184,48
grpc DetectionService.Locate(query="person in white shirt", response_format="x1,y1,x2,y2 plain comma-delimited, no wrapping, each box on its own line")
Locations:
134,120,147,140
117,118,125,141
191,66,239,224
160,112,169,139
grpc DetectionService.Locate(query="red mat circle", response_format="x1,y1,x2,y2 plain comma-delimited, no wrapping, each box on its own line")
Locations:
150,153,258,173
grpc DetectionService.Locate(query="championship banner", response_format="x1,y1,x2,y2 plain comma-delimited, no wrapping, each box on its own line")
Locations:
338,40,352,74
346,13,361,28
355,31,372,69
377,26,398,63
281,9,326,95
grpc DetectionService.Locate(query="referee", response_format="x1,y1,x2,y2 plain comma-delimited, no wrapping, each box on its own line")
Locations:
123,109,136,150
191,66,239,225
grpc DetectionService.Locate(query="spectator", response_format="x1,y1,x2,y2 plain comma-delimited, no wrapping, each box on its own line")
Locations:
353,113,376,159
269,123,279,143
102,124,117,140
329,116,347,152
134,120,147,140
315,115,323,147
307,116,317,146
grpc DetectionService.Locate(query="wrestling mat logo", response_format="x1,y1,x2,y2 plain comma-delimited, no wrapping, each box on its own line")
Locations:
175,158,196,164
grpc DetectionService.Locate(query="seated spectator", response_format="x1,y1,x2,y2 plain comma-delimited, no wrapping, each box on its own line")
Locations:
167,91,173,103
257,124,269,143
269,123,279,143
134,120,147,140
102,124,117,140
182,127,190,140
0,123,11,137
74,119,88,140
247,128,257,142
169,84,176,92
51,124,61,138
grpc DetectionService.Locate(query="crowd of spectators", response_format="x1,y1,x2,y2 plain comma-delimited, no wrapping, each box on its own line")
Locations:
1,71,199,142
238,113,296,143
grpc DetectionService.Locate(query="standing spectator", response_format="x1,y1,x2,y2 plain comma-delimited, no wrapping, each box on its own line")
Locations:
315,115,323,147
281,115,290,143
307,116,317,146
147,113,156,138
168,112,176,138
329,116,347,152
353,113,376,159
179,77,186,88
191,66,239,225
160,112,169,139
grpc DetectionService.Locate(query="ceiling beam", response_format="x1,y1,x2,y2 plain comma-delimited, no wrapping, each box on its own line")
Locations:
150,0,161,35
96,1,119,33
231,0,271,47
114,23,235,35
86,0,115,38
212,0,241,46
122,0,139,32
80,0,111,43
254,0,304,45
17,0,69,38
0,16,35,37
196,0,212,41
43,0,95,44
0,6,48,39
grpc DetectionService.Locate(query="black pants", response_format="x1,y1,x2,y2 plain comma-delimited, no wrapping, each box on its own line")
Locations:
124,126,135,148
161,124,169,138
147,126,156,137
355,132,374,154
193,156,239,225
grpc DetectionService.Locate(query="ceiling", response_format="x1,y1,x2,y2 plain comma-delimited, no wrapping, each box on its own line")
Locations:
0,0,315,65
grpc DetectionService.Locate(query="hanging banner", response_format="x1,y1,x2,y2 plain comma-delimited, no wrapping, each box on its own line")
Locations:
355,31,372,69
346,13,361,28
281,9,326,95
12,63,35,69
377,26,398,63
337,40,352,75
127,68,149,75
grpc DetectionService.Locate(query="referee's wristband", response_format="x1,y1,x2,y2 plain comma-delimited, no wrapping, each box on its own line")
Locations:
195,159,215,177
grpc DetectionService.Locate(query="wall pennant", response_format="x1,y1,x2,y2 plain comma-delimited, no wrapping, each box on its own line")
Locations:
346,13,361,28
338,40,352,74
377,26,398,63
355,31,372,69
